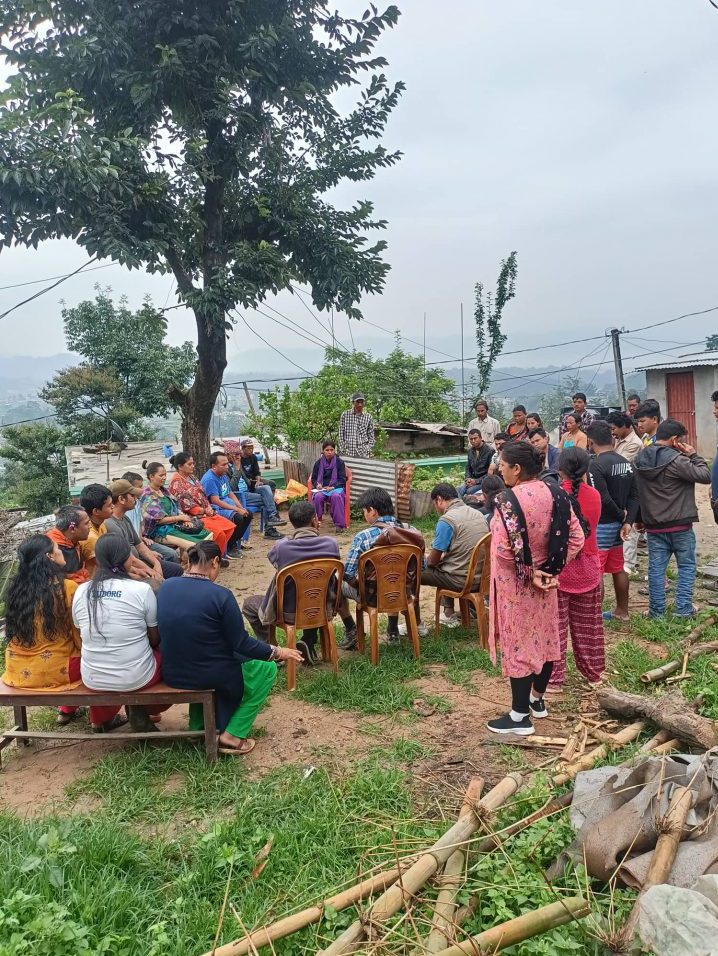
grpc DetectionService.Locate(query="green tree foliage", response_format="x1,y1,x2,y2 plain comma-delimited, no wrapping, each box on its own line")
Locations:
707,334,718,350
40,291,196,443
250,347,459,455
0,2,403,469
474,251,518,395
0,425,70,515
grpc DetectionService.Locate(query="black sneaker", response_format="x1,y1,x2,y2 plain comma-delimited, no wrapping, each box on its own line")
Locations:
486,713,535,736
264,527,284,540
529,697,548,719
337,625,358,651
220,557,230,569
296,640,314,666
267,516,287,526
386,630,400,644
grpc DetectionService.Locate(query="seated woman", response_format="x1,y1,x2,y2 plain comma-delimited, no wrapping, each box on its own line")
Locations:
1,534,126,732
310,440,348,533
139,460,212,552
72,535,170,733
559,413,588,450
167,452,236,560
157,541,302,755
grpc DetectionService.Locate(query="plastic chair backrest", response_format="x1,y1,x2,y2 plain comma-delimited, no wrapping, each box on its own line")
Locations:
357,544,422,614
274,558,344,630
458,533,491,596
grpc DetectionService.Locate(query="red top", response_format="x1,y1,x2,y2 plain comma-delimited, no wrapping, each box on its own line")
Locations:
559,479,602,593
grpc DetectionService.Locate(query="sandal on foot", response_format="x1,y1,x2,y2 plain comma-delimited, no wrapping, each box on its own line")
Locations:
56,707,85,726
92,714,129,734
218,737,256,756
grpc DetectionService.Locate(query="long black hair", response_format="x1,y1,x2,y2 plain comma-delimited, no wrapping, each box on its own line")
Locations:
186,540,222,570
480,475,505,515
86,534,133,630
557,447,591,537
169,452,192,469
5,535,71,648
500,441,544,478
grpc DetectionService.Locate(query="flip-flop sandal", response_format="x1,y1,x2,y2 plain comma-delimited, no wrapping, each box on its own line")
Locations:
92,714,129,734
56,707,85,726
218,737,256,756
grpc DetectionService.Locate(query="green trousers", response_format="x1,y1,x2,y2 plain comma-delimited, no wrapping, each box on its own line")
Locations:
188,658,277,739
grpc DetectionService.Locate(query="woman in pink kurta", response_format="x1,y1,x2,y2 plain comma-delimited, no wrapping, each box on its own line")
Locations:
488,441,584,736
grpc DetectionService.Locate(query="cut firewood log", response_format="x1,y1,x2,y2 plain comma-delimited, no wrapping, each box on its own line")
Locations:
318,773,523,955
641,640,718,684
424,777,484,953
638,729,672,753
429,896,590,956
597,687,718,751
552,721,646,787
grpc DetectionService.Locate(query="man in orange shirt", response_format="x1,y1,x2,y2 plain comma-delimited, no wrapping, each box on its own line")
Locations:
78,484,113,575
46,505,91,583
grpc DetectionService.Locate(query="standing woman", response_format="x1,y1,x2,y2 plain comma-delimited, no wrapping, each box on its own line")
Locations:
139,460,212,551
167,452,236,556
525,412,544,432
72,535,170,733
548,448,604,690
559,413,588,450
157,542,302,755
488,442,584,736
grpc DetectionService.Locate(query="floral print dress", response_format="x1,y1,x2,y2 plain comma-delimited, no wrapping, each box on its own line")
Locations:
489,479,584,678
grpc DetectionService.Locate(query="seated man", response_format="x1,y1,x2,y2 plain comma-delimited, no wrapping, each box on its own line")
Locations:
488,432,509,475
310,440,348,532
230,440,286,531
121,471,180,563
421,483,489,628
105,479,183,582
458,429,494,500
46,505,91,583
339,487,423,648
78,483,113,575
528,428,559,471
200,451,264,546
243,500,355,662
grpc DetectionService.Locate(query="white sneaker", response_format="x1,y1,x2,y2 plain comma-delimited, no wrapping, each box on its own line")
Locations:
440,611,460,629
397,621,429,638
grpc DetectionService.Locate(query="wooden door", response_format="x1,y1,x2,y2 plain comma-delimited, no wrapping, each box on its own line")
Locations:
665,371,697,447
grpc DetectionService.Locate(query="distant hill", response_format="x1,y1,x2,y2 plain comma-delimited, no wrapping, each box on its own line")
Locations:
0,353,78,399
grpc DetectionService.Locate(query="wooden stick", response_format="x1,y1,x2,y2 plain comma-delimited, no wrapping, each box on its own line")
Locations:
638,729,671,753
597,687,718,750
650,738,681,755
552,720,646,786
618,785,693,945
640,632,718,684
206,863,411,956
475,789,573,854
429,896,590,956
318,773,523,955
424,778,485,953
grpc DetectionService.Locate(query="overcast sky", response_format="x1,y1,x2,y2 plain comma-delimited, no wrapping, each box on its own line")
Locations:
0,0,716,377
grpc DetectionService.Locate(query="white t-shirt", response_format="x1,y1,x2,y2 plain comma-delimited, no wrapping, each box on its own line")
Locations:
73,578,158,691
467,415,500,446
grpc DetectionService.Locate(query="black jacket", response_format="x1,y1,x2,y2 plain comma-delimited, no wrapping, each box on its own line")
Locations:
588,451,640,525
465,444,494,482
634,444,711,529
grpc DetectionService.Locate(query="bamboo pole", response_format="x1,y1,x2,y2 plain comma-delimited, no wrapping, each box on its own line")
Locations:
318,773,523,956
638,728,671,753
640,619,718,684
206,863,411,956
618,785,693,946
429,896,590,956
552,720,645,786
650,739,681,755
424,778,485,953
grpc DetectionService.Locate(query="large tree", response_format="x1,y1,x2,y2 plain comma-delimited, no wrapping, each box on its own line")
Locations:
41,290,196,442
0,2,403,468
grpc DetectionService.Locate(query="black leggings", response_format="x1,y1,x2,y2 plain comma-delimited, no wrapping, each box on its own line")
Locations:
509,661,554,713
228,512,253,548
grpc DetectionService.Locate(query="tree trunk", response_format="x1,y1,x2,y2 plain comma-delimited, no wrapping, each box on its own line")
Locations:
597,686,718,751
180,309,227,474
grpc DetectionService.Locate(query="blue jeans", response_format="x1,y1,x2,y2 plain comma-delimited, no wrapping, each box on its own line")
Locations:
457,482,479,498
150,541,180,562
647,529,696,617
244,484,278,519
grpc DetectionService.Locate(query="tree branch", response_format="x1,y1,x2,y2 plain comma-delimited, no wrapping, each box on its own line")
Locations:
165,247,197,298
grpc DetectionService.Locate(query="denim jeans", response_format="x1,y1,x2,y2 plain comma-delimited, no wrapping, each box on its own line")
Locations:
244,484,278,519
647,529,696,617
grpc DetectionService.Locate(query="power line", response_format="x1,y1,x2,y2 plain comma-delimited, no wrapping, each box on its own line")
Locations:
0,258,100,321
0,262,115,291
0,412,58,428
235,312,314,376
628,305,718,335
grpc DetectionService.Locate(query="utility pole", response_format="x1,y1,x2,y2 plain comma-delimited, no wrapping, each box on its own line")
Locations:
610,328,626,409
243,381,273,467
460,302,466,424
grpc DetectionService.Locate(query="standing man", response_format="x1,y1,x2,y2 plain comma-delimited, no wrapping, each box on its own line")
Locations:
635,401,660,445
626,393,641,419
634,420,710,618
506,405,529,441
200,451,261,547
560,392,594,436
586,421,640,622
528,428,559,471
467,399,500,446
607,412,643,463
339,392,375,458
231,440,286,530
458,429,494,499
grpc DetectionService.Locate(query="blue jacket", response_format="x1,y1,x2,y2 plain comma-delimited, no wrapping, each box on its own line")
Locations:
547,444,560,469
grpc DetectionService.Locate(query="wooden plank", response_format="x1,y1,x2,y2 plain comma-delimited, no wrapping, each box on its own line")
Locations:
3,729,205,741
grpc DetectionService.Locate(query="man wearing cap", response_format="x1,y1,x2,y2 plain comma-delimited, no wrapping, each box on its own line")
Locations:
339,393,375,458
230,440,286,534
105,479,184,580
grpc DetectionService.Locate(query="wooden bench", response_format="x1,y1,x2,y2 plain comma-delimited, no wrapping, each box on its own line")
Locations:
0,682,218,765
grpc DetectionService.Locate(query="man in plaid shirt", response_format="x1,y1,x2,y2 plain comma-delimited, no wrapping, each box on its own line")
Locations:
339,392,375,458
559,392,595,436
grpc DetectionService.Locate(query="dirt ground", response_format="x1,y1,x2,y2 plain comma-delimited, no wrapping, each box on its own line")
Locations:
2,488,717,817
